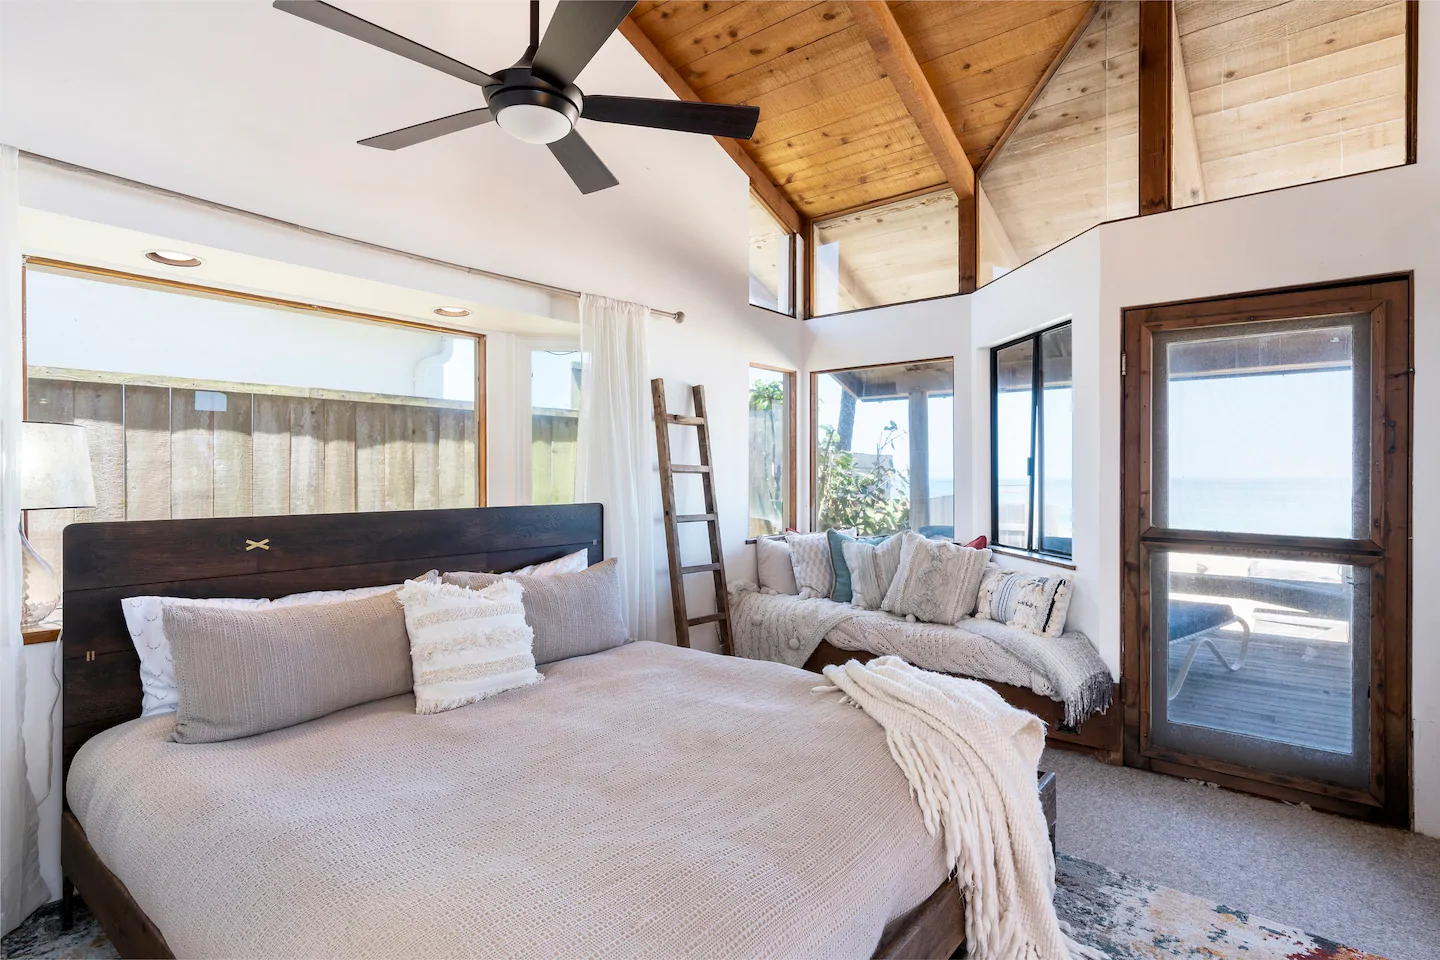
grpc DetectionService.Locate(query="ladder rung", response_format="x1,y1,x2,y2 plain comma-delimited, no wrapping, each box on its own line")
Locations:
676,513,717,523
671,464,710,474
687,612,726,626
666,415,706,426
680,562,722,575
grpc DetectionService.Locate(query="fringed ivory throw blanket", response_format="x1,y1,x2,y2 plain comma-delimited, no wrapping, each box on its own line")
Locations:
820,657,1104,960
731,583,1113,727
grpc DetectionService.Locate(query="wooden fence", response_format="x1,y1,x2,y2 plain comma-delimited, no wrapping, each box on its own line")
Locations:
24,370,478,593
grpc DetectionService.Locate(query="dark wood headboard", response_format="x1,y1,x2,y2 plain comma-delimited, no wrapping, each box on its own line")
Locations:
61,504,603,776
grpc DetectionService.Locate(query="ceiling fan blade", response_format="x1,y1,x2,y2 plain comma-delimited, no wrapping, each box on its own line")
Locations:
273,1,496,88
358,108,494,150
531,1,635,88
583,96,759,139
547,131,619,195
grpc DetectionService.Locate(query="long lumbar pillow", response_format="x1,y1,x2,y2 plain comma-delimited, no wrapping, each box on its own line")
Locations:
122,579,432,717
164,591,415,744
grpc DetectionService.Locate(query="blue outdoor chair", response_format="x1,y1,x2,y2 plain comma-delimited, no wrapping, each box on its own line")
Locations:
1167,600,1252,701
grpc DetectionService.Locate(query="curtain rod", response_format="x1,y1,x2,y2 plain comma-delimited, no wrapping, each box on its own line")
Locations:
18,151,685,323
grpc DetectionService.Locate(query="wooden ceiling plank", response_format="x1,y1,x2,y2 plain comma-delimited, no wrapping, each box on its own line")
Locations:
1178,0,1397,63
797,170,950,216
681,2,854,91
765,119,929,180
977,2,1099,177
918,3,1101,88
699,25,875,104
847,0,975,199
896,1,1081,67
663,1,818,69
749,80,906,149
740,52,892,128
618,15,803,234
634,2,744,44
780,144,941,192
1170,2,1207,206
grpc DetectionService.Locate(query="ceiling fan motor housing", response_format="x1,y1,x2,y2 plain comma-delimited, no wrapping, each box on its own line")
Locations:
488,67,582,144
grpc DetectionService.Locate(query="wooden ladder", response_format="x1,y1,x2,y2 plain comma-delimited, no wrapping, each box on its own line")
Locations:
650,378,734,655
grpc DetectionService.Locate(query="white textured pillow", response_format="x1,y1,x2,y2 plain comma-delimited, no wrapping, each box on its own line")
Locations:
976,566,1074,638
396,578,541,714
785,531,833,599
122,578,434,717
881,532,991,624
842,534,904,610
755,536,799,595
509,548,589,577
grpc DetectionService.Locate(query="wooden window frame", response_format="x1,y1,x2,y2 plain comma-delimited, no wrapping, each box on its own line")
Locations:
989,320,1073,561
19,257,488,509
745,363,797,540
748,191,799,320
805,187,965,321
1120,274,1413,827
809,355,954,533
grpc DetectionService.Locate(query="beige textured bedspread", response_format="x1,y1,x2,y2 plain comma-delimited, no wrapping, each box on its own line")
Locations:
68,641,950,959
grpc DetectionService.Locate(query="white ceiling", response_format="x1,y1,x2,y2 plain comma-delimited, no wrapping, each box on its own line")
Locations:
0,1,751,313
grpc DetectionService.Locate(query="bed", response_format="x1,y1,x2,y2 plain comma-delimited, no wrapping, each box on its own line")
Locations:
59,506,980,959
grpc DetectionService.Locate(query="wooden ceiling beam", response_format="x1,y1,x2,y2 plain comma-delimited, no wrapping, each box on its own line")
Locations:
846,1,974,200
618,16,803,235
975,1,1099,179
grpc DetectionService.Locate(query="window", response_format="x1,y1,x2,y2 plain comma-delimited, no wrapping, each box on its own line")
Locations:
812,359,954,537
748,365,794,536
748,192,794,315
979,2,1139,285
991,323,1072,558
530,348,580,505
811,189,959,316
1171,1,1409,209
21,261,483,594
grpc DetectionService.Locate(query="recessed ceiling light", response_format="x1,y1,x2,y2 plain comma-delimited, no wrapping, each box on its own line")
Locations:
433,306,471,318
145,249,204,267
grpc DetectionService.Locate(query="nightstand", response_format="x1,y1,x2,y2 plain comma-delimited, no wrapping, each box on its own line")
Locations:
21,618,61,645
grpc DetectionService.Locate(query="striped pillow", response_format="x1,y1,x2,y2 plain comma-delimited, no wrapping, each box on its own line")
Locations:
842,534,904,610
975,566,1073,638
396,578,541,714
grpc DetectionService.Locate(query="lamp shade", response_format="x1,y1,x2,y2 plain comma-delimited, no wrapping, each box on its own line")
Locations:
21,421,97,510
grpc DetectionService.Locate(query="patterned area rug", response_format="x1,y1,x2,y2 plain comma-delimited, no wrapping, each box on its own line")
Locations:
2,856,1388,960
1056,853,1390,959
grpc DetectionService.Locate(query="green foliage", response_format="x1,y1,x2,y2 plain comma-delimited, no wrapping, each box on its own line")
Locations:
814,422,909,536
749,378,785,411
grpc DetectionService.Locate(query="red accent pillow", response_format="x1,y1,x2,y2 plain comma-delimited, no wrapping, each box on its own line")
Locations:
962,535,988,550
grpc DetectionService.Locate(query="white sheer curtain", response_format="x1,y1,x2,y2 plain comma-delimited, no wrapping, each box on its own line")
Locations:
576,294,658,645
1,144,48,935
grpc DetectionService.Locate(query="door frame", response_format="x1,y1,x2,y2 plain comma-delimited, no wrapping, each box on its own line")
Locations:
1120,274,1413,827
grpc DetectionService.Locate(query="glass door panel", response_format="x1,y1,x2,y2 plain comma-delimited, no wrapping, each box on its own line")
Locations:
1148,549,1371,787
1151,315,1371,539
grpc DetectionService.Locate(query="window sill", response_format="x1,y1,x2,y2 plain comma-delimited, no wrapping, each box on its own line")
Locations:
989,545,1077,571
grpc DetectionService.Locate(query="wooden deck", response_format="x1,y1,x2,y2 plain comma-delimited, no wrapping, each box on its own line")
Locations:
1165,627,1355,755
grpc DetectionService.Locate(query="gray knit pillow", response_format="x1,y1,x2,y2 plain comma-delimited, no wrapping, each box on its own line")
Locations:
443,558,629,665
165,592,414,744
842,534,904,610
881,532,992,625
785,531,833,599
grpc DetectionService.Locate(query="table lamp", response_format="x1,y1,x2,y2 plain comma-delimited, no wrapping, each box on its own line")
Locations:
20,421,96,628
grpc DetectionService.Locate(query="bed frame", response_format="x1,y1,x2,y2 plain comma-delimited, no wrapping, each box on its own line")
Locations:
58,506,971,959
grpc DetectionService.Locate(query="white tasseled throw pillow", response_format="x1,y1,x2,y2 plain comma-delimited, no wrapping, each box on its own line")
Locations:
396,578,541,714
785,531,833,599
976,566,1074,638
881,531,991,625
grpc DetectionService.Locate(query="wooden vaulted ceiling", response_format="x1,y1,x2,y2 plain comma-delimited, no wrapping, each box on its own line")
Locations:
624,0,1096,222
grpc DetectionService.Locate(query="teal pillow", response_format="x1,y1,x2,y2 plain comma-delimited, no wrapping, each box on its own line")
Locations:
827,529,887,603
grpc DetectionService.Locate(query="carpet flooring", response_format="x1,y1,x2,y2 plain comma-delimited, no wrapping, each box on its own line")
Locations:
1043,747,1440,960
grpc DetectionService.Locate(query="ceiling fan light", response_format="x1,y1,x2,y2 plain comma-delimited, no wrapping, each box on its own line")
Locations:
495,103,573,145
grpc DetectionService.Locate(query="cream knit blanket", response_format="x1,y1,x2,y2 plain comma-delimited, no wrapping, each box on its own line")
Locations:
818,657,1103,960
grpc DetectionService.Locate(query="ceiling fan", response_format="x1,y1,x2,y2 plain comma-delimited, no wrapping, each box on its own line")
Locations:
274,0,761,194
